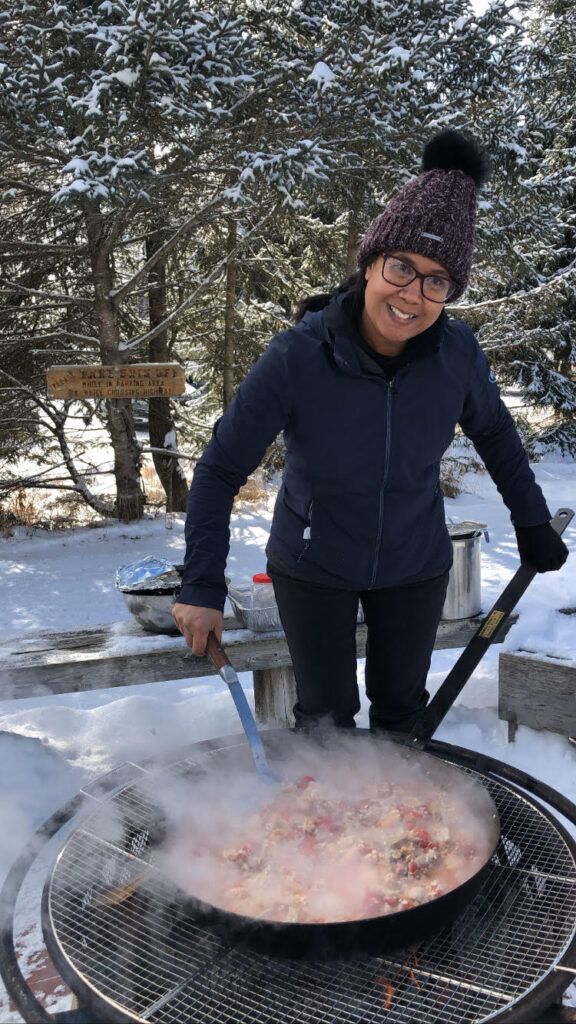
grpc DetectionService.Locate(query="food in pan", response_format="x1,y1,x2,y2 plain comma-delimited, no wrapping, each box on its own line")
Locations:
180,768,496,925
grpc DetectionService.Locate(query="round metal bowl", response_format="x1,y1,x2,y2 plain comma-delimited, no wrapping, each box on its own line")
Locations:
121,590,179,634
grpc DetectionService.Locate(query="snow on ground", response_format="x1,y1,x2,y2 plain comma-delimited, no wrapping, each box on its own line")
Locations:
0,458,575,1019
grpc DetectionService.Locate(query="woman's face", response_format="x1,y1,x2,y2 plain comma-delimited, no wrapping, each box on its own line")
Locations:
362,251,450,355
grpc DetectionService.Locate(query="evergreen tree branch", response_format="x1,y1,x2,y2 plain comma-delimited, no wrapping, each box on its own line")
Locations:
0,281,93,307
119,203,278,351
109,193,227,307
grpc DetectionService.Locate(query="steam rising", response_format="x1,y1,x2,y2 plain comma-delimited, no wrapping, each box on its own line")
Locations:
153,737,498,925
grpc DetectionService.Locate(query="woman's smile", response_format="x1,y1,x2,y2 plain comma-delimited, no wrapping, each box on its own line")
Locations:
361,251,447,355
386,302,418,323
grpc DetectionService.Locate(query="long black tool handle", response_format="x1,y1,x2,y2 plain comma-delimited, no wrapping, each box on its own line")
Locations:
408,507,574,748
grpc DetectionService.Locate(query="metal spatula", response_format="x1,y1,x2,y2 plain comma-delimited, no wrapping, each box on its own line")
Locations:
96,637,278,909
206,632,279,783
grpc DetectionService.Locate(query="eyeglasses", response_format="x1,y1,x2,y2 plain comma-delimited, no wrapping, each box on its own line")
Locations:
381,254,458,303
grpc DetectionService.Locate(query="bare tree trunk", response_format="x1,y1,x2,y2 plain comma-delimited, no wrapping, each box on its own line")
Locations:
222,217,237,409
83,201,144,521
0,371,116,517
345,200,361,276
146,222,188,512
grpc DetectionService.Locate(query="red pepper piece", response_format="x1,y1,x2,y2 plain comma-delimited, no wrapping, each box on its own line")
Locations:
296,775,316,789
411,828,437,850
315,815,340,833
415,803,431,817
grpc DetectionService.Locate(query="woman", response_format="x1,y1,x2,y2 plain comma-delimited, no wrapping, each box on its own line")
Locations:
172,130,568,732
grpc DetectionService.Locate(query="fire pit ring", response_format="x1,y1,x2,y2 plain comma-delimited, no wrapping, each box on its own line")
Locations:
2,731,576,1024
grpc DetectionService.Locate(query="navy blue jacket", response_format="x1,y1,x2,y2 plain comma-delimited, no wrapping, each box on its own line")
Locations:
178,295,550,610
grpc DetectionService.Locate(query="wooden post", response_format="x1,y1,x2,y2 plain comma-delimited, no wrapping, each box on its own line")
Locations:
253,666,297,727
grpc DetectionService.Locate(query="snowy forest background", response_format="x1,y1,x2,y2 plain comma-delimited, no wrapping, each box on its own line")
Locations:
0,0,574,526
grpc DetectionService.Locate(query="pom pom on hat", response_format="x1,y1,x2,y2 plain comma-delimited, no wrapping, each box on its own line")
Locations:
357,129,490,299
422,129,490,187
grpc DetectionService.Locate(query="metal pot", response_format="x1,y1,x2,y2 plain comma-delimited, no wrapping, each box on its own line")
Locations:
443,522,489,620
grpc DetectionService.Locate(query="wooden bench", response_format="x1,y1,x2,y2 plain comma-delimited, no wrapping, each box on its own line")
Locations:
1,612,516,727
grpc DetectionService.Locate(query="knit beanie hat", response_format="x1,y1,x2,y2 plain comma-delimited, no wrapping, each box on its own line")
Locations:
357,130,490,300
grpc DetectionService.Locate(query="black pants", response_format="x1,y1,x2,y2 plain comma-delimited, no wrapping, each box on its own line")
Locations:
267,562,450,734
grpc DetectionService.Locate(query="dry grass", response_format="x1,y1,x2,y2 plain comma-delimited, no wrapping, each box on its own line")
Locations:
0,465,268,535
14,488,40,525
0,487,104,535
440,456,483,498
141,464,165,505
0,488,40,532
234,475,268,507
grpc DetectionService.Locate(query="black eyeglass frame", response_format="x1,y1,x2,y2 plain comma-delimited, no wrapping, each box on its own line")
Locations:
380,254,458,304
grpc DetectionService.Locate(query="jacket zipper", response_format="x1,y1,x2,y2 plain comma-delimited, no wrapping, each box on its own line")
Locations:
297,500,314,562
369,380,394,587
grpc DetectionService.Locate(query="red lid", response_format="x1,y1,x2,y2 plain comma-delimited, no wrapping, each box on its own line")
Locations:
252,572,272,584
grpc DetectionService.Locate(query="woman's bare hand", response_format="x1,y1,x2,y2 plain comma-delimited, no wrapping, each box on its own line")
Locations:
172,603,224,656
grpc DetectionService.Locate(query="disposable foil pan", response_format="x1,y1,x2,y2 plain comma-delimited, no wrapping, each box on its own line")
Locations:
227,583,364,632
227,583,283,633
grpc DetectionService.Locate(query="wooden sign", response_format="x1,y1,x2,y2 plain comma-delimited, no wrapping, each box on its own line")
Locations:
47,363,186,399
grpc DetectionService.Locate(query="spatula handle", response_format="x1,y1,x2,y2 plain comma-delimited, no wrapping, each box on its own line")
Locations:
205,632,278,783
206,631,229,671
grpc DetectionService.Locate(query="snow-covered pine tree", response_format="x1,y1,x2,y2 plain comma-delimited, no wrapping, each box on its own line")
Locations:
458,0,575,456
181,0,537,449
0,0,329,514
3,0,568,519
0,0,268,516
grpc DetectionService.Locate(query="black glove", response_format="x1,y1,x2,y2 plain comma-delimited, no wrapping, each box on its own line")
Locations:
515,522,569,573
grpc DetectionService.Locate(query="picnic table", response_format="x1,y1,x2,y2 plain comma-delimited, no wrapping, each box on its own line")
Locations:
1,611,515,726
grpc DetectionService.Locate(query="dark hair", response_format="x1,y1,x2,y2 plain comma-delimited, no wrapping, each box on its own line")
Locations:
293,270,367,323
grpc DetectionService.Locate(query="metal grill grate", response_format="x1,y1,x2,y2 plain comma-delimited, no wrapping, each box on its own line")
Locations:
44,749,576,1024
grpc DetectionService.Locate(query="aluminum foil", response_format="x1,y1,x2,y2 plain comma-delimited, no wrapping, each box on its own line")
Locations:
227,582,282,632
227,581,364,631
115,556,183,593
446,519,489,541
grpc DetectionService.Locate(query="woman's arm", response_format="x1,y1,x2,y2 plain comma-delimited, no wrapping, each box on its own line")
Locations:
458,340,551,527
177,334,292,614
458,338,568,571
